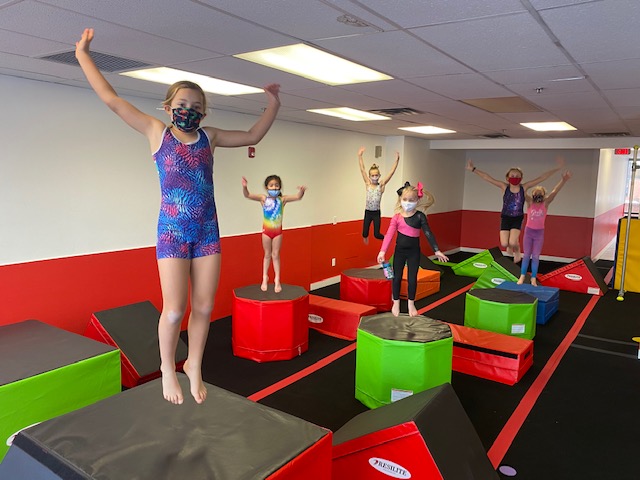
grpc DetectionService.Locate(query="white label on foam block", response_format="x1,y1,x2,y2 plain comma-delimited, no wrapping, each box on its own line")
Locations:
565,273,582,281
587,287,601,295
308,314,323,324
391,388,413,403
511,324,526,334
473,262,488,269
369,458,412,478
491,277,505,285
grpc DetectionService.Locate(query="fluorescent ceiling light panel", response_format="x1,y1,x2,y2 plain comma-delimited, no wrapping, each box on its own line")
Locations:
307,107,390,121
120,67,262,95
235,44,392,85
520,121,576,131
398,126,456,134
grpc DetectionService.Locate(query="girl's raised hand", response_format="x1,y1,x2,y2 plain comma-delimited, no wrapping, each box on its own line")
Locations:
75,28,94,56
358,146,365,156
241,176,248,187
466,159,475,171
562,170,572,181
263,84,281,103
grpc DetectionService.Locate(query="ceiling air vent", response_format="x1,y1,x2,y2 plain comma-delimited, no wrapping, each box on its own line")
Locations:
39,50,152,73
479,133,510,139
591,132,630,137
368,107,423,116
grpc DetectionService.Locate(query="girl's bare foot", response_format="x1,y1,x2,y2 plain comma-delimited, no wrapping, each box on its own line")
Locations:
408,300,418,317
274,277,282,293
161,368,183,405
183,359,207,404
391,300,400,317
531,277,538,287
514,251,522,263
517,275,526,285
260,276,268,292
363,236,369,245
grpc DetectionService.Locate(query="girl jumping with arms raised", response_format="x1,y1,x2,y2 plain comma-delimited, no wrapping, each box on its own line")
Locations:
76,28,281,405
241,175,306,293
466,157,564,262
358,147,400,244
518,170,572,286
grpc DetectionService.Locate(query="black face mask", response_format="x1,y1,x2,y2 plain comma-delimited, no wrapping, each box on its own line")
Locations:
533,194,544,203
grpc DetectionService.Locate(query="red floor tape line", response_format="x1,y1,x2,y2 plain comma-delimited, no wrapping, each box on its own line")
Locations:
417,283,474,315
487,294,601,468
247,343,357,402
248,286,473,402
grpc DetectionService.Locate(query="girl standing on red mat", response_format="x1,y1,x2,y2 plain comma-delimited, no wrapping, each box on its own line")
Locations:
241,175,306,293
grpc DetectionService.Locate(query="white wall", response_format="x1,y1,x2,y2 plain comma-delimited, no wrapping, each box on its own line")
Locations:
402,136,466,214
461,149,599,217
0,75,416,265
2,73,629,267
595,149,630,216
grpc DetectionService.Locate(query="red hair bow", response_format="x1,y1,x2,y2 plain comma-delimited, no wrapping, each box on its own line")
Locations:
416,181,424,198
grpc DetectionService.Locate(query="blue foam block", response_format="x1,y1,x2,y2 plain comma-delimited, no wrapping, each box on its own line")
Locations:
496,281,559,325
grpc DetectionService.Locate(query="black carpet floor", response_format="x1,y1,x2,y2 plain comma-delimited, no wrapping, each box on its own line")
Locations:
189,252,640,480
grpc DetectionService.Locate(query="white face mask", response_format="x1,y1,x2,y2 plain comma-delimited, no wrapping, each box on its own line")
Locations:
401,201,417,212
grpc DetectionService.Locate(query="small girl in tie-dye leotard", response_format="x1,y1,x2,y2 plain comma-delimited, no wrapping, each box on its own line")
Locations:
242,175,306,292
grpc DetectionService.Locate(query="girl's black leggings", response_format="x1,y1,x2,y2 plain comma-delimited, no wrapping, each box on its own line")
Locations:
392,233,420,300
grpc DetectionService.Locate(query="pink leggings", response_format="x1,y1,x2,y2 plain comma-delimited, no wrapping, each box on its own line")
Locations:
521,227,545,278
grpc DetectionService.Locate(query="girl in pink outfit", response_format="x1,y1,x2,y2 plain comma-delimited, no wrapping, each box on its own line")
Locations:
518,171,572,286
377,182,449,317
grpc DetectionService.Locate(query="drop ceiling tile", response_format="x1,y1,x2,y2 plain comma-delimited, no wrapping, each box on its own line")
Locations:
540,0,640,63
483,65,581,85
196,0,381,41
411,13,570,71
314,30,472,78
523,91,610,111
38,0,293,55
582,59,640,90
340,80,448,105
507,79,594,96
0,1,221,66
326,0,527,29
408,73,513,99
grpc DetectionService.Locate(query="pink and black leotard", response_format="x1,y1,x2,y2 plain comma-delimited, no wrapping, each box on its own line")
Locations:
381,212,440,301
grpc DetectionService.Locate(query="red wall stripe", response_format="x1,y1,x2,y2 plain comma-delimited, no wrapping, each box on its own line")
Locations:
461,210,594,258
0,210,610,334
591,204,624,257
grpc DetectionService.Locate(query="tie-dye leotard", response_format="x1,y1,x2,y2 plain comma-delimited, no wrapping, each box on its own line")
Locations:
153,127,220,259
262,196,283,239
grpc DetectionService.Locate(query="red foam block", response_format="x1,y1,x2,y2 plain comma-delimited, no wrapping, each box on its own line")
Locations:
232,284,309,362
448,323,533,386
538,256,608,295
340,268,392,312
308,295,376,340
